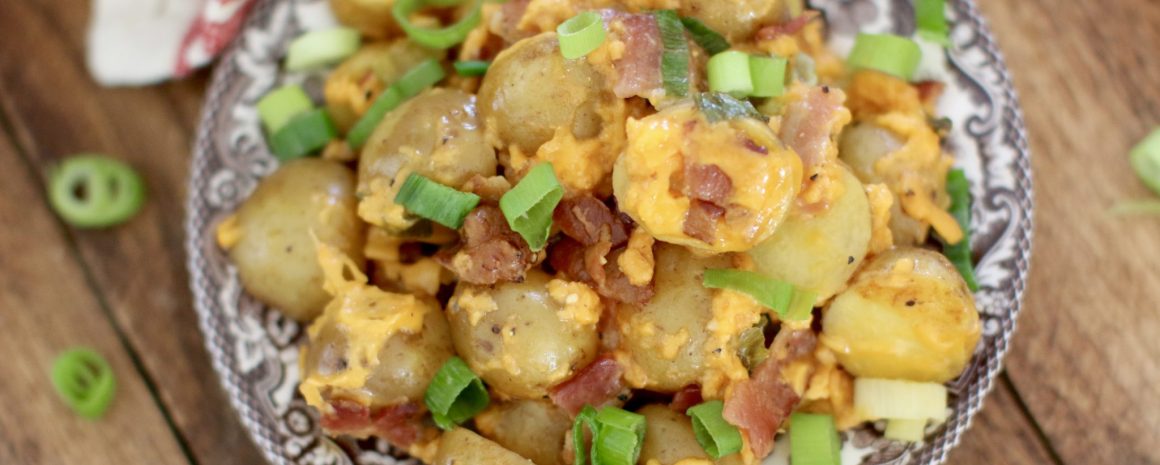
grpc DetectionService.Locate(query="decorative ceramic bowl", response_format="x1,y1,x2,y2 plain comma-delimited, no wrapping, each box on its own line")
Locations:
185,0,1033,463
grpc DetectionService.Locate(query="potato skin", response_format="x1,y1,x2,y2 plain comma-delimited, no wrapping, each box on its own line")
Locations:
838,122,936,245
433,428,536,465
448,270,600,399
475,400,571,465
329,0,398,39
478,32,617,155
748,163,871,303
617,244,730,393
229,159,364,321
821,247,981,383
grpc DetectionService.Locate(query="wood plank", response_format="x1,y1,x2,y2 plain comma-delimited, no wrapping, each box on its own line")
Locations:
0,123,188,464
949,377,1059,465
0,1,265,464
975,0,1160,463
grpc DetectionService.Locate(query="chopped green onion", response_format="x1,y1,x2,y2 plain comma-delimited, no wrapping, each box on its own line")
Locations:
453,59,490,76
347,59,446,149
854,378,947,421
393,0,483,49
573,406,599,465
679,16,730,55
749,55,788,98
1109,199,1160,216
499,163,564,251
424,356,489,430
285,27,361,71
1130,128,1160,195
736,315,771,371
593,407,647,465
847,33,922,81
884,418,928,442
915,0,950,47
694,92,767,124
686,400,743,459
557,11,607,59
257,85,313,133
702,269,795,315
395,173,481,229
51,347,116,419
707,51,753,98
653,10,691,98
784,288,817,321
48,155,146,228
942,168,978,291
789,413,841,465
269,108,336,160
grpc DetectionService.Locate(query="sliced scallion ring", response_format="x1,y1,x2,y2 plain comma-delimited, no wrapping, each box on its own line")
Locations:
394,173,481,229
654,9,691,98
285,27,361,71
686,400,743,459
453,59,490,76
847,33,922,81
48,155,146,228
679,16,730,55
424,356,490,430
942,168,978,291
51,347,116,419
708,51,754,98
269,108,336,160
572,405,599,465
789,413,841,465
1130,128,1160,195
256,85,313,133
499,163,564,251
749,55,788,98
915,0,950,47
557,11,607,59
393,0,483,49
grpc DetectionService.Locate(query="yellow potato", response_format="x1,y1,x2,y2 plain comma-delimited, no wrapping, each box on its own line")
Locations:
821,247,981,383
433,428,536,465
617,244,730,393
748,163,871,303
637,404,744,465
228,159,364,322
329,0,398,39
447,270,600,399
324,41,439,132
476,400,571,465
675,0,791,41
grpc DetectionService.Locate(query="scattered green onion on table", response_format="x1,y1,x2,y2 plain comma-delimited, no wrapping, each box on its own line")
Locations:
48,155,146,228
51,347,116,419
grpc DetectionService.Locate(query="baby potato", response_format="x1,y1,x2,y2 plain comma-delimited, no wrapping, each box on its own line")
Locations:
300,296,453,408
325,41,440,132
475,400,571,465
677,0,790,41
637,404,743,465
478,32,618,155
329,0,398,39
617,244,730,393
448,270,600,399
227,159,364,322
433,428,536,465
821,247,981,383
613,102,801,253
748,163,871,303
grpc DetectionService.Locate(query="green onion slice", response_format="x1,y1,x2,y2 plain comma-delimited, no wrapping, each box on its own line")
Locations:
789,413,841,465
269,108,336,161
736,315,771,371
557,11,607,59
573,405,599,465
702,269,794,315
853,377,947,421
257,85,313,134
915,0,950,47
749,55,788,98
884,418,928,442
784,288,817,321
653,10,691,98
347,59,446,149
574,405,647,465
499,163,564,251
847,33,922,81
942,168,978,291
395,173,481,229
686,400,743,459
453,59,490,76
285,27,361,71
48,155,146,229
707,50,753,98
679,16,730,55
393,0,483,49
424,356,490,430
694,92,766,124
51,347,116,419
1130,128,1160,195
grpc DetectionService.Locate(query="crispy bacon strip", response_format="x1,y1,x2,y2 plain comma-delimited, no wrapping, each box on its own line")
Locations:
554,195,629,247
438,205,534,284
756,11,821,41
683,200,726,243
780,86,843,171
669,384,704,413
549,354,627,415
683,163,733,204
549,238,654,304
723,330,818,458
610,12,663,99
320,400,430,448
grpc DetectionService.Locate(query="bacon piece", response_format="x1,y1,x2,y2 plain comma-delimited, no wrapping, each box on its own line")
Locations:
722,359,800,458
779,86,843,171
914,80,946,108
320,400,430,448
669,385,704,413
549,238,654,304
683,163,733,204
549,354,627,415
554,195,630,247
320,398,372,432
756,11,820,41
438,205,534,285
683,200,725,243
610,13,663,99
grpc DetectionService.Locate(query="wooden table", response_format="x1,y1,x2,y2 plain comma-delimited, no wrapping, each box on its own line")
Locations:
1,0,1157,463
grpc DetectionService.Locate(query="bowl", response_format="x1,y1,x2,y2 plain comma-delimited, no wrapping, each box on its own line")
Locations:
185,0,1033,463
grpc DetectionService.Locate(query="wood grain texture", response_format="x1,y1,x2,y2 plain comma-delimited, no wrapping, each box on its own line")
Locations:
948,377,1057,465
974,0,1160,463
0,0,265,464
0,128,187,464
